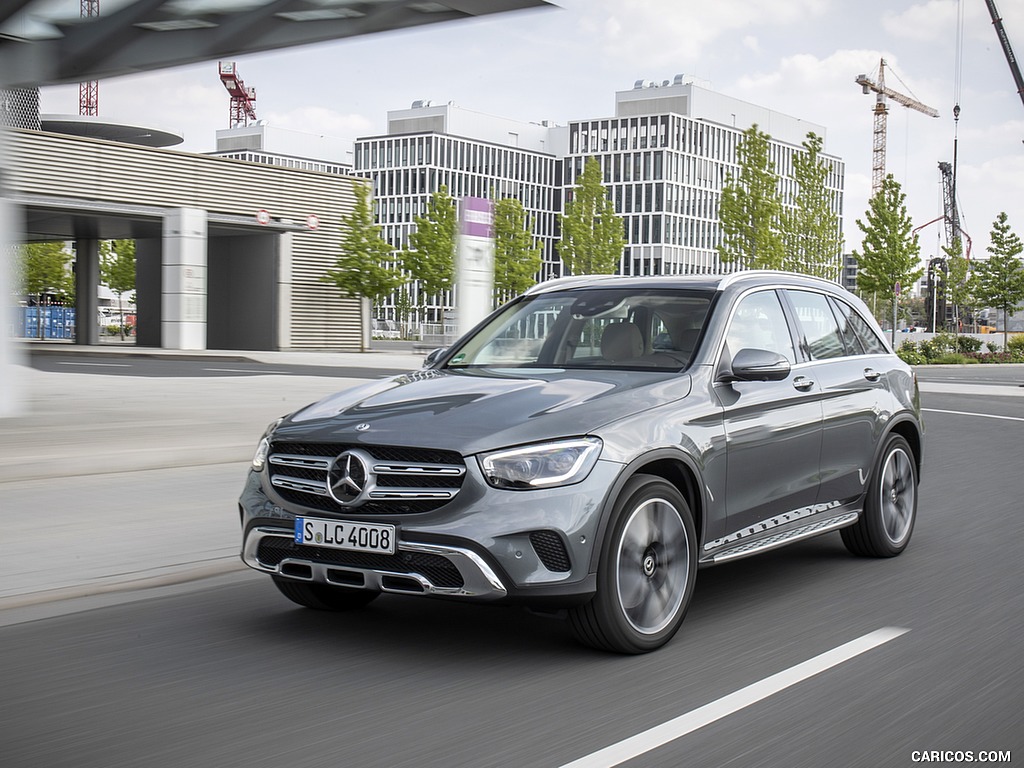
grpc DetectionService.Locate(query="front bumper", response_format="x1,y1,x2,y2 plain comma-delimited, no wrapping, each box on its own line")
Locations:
243,526,509,600
239,456,622,603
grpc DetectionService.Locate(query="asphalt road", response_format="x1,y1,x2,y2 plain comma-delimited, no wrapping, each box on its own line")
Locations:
0,388,1020,768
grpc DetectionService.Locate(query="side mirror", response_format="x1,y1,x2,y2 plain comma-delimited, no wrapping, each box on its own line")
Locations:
423,347,447,367
721,348,791,383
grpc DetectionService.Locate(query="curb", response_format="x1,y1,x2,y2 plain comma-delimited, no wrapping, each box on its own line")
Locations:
0,559,247,613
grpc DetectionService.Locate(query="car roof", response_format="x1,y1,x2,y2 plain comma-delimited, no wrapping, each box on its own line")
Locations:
524,271,847,296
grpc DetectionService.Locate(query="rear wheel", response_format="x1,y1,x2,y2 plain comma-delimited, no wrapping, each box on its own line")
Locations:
271,576,380,611
842,434,918,557
569,475,696,653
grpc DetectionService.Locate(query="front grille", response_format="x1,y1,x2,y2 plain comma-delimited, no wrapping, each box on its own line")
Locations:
530,530,572,572
256,537,464,589
268,441,466,515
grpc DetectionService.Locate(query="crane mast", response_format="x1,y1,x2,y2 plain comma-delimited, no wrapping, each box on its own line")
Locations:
855,59,939,195
79,0,99,115
938,161,960,250
983,0,1024,110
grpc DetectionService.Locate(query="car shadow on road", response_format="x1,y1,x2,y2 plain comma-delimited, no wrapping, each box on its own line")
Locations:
230,532,891,663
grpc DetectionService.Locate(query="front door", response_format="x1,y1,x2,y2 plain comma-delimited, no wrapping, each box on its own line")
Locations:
716,289,824,537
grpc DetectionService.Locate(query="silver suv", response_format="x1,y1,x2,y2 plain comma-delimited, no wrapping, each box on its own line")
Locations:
239,271,922,653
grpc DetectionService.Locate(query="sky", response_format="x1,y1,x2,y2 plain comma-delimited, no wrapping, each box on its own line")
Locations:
38,0,1024,261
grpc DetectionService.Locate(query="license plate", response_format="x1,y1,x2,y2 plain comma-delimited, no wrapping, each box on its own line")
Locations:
294,517,396,555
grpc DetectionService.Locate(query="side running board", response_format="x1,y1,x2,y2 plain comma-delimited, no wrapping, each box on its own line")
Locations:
705,512,860,564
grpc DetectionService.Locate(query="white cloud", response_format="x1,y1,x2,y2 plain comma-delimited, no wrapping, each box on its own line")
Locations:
580,0,830,68
882,0,959,42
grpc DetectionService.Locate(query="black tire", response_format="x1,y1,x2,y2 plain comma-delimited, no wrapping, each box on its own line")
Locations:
569,475,697,654
271,576,380,611
842,434,918,557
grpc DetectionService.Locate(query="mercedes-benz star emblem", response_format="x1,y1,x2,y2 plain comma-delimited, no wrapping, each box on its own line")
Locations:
327,451,367,505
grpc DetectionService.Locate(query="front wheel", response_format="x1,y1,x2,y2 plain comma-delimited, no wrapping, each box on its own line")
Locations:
569,475,697,654
842,434,918,557
271,576,380,611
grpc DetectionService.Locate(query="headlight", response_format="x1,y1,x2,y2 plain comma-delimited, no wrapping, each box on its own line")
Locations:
479,437,602,490
251,417,285,471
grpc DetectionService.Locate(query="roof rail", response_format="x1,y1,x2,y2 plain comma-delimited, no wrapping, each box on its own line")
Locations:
524,274,623,295
717,269,844,291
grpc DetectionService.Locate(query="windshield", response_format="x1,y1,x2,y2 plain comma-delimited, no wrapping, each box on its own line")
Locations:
446,288,712,371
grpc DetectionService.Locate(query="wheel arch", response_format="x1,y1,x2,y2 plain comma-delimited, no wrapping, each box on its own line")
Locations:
588,449,705,573
885,416,923,479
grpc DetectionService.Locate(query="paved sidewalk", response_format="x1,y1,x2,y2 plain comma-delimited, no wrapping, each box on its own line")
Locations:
0,345,427,611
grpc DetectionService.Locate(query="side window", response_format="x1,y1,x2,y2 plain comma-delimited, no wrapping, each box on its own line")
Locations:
832,298,888,354
828,298,865,355
786,290,847,360
726,291,795,364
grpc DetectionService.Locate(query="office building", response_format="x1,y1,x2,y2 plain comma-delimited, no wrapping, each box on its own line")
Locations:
354,77,845,327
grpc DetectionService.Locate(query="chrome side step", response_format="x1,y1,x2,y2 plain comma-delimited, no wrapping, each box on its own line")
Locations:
705,512,860,564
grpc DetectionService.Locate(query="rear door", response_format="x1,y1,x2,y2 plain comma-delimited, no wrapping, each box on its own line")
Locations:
782,289,889,507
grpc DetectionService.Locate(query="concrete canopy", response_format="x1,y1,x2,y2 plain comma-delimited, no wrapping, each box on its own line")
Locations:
0,0,553,88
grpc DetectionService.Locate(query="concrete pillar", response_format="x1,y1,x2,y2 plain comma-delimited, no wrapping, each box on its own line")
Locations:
0,174,25,416
162,208,207,350
277,231,293,351
74,238,100,345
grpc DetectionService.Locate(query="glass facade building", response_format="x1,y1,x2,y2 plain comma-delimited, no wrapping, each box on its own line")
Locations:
359,78,846,328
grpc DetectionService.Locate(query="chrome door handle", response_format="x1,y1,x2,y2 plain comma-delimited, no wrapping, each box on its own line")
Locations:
793,376,815,391
864,368,881,382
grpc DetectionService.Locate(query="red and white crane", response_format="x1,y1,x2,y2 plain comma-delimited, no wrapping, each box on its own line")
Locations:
218,61,257,128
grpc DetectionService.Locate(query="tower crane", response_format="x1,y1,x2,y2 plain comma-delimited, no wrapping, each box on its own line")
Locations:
79,0,99,116
983,0,1024,110
218,61,257,128
855,59,939,195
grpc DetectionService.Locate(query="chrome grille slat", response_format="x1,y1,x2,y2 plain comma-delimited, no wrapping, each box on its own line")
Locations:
371,462,465,477
271,476,329,496
269,454,333,470
368,489,456,500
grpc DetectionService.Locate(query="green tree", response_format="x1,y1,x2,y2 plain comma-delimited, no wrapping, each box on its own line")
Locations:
323,181,406,309
493,197,542,305
852,175,923,345
101,239,136,340
975,211,1024,350
783,132,843,279
718,124,785,270
18,241,71,298
557,157,624,275
401,186,457,318
18,242,72,339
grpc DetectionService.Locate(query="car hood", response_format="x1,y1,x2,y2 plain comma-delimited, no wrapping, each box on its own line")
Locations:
273,367,692,455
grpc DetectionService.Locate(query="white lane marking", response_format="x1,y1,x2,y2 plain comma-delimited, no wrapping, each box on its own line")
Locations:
558,627,910,768
57,361,131,368
923,407,1024,423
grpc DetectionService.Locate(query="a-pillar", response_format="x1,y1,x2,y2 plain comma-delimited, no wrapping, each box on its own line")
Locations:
162,208,207,350
74,238,100,345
